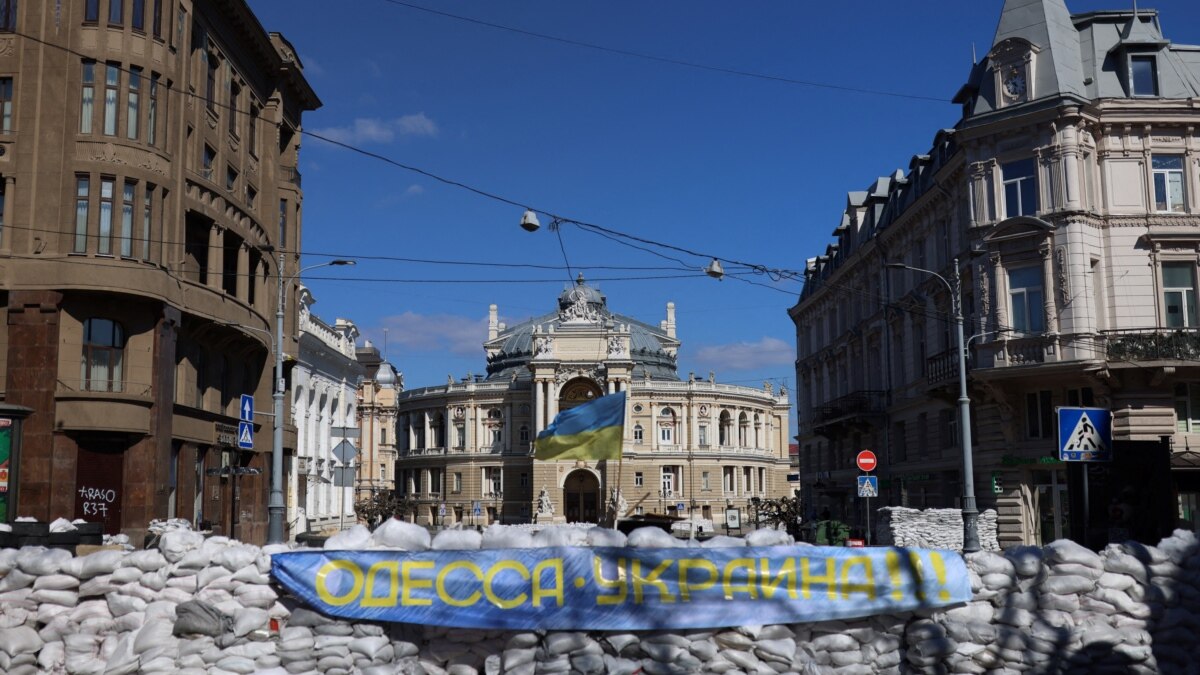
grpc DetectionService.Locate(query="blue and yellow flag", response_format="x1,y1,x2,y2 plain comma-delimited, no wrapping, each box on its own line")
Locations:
534,391,625,461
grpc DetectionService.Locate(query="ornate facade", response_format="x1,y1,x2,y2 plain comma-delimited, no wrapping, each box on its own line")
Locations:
291,288,362,536
791,0,1200,548
0,1,319,543
395,277,791,529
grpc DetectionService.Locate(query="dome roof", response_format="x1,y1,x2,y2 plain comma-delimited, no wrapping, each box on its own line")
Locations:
484,276,679,382
376,362,398,388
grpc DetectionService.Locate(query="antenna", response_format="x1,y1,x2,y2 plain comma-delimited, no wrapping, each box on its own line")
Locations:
383,327,388,360
971,42,977,65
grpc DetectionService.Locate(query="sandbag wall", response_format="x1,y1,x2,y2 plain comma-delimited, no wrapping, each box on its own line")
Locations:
0,523,1197,674
875,507,1002,552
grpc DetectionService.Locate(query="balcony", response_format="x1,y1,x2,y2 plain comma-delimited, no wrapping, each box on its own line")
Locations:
1104,328,1200,362
280,164,302,189
810,390,886,437
925,349,961,387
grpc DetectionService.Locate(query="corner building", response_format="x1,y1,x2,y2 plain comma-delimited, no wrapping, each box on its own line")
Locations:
0,1,319,543
395,278,792,528
791,0,1200,548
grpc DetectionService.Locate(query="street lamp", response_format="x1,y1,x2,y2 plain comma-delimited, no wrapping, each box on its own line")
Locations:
268,255,357,544
885,257,980,553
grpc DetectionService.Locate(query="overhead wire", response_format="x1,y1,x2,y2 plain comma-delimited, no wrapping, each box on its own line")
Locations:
373,0,949,103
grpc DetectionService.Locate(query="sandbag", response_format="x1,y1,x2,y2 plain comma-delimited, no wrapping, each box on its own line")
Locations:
173,600,232,637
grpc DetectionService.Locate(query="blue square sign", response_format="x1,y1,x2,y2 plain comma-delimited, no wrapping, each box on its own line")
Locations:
1057,407,1112,462
240,394,254,423
237,421,254,450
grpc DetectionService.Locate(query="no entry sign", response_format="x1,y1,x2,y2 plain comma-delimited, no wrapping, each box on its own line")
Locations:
856,450,877,472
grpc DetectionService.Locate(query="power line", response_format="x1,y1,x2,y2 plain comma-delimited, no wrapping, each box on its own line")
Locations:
373,0,949,103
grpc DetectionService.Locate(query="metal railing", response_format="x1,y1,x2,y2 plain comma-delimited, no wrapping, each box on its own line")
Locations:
1103,327,1200,361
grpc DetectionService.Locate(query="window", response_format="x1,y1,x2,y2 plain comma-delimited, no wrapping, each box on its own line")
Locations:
698,424,708,446
147,75,158,146
0,0,13,32
278,199,287,248
74,176,89,252
226,166,237,191
1163,262,1198,328
202,144,214,180
120,180,134,257
205,52,217,112
98,178,114,254
126,66,140,139
81,318,124,392
1025,390,1054,439
1066,387,1095,408
85,0,99,22
633,424,643,443
103,64,118,136
131,0,144,31
520,472,528,488
0,77,11,133
1131,55,1158,97
248,104,259,156
152,0,162,38
1153,155,1186,213
141,184,153,261
659,424,673,444
80,62,95,133
1175,383,1200,432
452,472,461,493
228,80,239,136
701,471,710,491
1008,266,1045,333
519,425,529,443
1002,159,1038,217
108,0,122,25
634,472,643,488
939,409,956,450
660,468,675,496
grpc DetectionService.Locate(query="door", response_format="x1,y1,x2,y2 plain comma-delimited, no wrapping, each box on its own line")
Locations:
74,441,125,534
563,470,600,523
1036,469,1070,545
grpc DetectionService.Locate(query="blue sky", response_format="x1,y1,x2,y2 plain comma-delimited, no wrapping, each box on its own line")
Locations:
246,1,1200,433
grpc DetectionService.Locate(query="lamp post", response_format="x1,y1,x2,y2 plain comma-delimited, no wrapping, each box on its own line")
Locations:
885,258,980,553
268,255,357,545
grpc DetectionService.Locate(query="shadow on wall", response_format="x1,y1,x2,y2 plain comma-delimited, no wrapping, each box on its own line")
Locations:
956,530,1198,675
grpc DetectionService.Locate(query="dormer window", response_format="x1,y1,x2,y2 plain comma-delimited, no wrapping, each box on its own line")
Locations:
1130,55,1158,96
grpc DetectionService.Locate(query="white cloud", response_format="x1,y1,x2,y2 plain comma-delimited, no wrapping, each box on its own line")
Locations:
364,59,383,79
692,336,793,371
404,184,425,196
311,113,439,146
376,312,485,356
395,113,438,137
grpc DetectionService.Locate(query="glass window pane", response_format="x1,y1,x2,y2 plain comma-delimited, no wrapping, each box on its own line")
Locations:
1021,177,1038,214
1029,289,1045,332
1154,173,1169,211
1131,56,1158,96
1005,182,1020,216
1166,290,1185,328
1153,156,1184,170
1008,266,1041,289
1012,292,1028,332
1163,262,1195,289
1169,173,1185,213
1187,290,1199,328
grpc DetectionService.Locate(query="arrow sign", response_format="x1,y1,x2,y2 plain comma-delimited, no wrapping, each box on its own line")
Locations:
237,421,254,450
240,394,254,423
856,450,877,472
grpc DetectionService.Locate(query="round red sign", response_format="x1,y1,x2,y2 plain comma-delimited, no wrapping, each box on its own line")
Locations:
856,450,877,472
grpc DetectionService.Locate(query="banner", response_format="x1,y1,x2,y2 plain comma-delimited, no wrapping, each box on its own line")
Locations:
271,545,970,630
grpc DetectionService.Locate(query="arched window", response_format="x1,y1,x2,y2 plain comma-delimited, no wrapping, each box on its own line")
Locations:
659,407,677,444
81,318,125,392
633,424,644,443
738,412,749,447
719,411,732,446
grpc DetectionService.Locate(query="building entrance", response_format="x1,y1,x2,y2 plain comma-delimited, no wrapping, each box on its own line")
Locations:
563,470,600,523
73,441,125,534
1034,469,1069,545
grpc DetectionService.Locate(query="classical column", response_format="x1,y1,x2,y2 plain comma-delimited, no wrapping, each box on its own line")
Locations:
533,379,544,436
1041,241,1059,334
236,244,249,301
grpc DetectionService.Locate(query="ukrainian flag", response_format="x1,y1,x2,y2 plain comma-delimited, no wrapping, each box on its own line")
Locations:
534,391,626,461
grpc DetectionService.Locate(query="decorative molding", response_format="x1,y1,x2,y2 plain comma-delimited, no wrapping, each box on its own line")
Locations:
0,37,14,57
1056,246,1069,305
78,141,168,176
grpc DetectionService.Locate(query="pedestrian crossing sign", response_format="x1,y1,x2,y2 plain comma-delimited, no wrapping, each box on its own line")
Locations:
1057,407,1111,462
